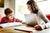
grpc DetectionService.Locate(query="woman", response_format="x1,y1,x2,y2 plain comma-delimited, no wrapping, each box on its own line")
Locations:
27,0,50,30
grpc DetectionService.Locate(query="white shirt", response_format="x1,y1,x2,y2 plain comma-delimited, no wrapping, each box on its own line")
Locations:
34,10,50,29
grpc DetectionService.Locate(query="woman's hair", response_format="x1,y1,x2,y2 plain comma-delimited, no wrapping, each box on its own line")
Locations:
4,8,12,15
27,0,39,14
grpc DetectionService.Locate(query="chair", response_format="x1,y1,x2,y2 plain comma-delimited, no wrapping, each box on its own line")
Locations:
46,15,50,20
0,15,3,22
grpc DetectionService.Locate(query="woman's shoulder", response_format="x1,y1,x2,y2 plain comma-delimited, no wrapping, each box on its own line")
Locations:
38,10,45,16
38,10,44,15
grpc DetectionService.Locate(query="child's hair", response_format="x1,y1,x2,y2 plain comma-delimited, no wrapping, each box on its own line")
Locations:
4,8,12,15
27,0,39,14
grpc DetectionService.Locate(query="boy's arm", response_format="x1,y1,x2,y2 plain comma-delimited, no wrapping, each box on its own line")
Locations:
13,17,22,22
15,18,26,24
15,18,22,22
13,17,26,24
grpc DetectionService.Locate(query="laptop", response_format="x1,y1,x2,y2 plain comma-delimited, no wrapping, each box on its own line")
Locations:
24,14,39,27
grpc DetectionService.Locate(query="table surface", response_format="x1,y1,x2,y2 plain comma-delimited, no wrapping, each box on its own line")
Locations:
0,25,50,33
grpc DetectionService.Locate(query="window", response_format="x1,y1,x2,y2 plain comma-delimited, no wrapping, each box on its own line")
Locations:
35,0,47,2
15,0,30,22
36,0,49,14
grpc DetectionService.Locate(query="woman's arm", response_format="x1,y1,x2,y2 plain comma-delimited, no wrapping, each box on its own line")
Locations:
37,10,50,29
38,10,49,23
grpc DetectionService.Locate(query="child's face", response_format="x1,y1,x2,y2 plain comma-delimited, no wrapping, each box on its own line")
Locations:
7,13,13,20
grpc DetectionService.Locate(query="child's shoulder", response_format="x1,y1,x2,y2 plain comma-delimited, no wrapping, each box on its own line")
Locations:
2,16,7,19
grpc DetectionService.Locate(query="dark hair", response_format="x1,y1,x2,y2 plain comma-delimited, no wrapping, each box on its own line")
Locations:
27,0,39,14
4,8,12,15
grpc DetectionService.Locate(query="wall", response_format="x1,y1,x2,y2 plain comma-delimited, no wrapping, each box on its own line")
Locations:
0,0,15,16
9,0,15,15
0,0,9,16
37,0,50,15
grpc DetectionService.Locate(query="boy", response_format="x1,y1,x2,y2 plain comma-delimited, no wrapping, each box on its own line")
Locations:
0,8,23,24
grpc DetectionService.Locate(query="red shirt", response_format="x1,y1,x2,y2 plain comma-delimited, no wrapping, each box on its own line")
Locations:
0,17,21,24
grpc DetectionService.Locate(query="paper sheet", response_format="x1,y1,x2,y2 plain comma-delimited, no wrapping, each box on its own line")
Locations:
0,22,23,28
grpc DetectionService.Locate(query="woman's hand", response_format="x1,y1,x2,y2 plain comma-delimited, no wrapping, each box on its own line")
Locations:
34,25,45,30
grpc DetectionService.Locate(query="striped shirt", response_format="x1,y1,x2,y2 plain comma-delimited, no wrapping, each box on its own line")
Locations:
0,17,21,24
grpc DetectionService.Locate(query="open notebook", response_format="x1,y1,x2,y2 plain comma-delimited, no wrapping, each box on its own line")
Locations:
0,22,23,28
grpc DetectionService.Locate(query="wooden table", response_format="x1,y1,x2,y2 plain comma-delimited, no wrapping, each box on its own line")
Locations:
0,25,50,33
0,27,28,33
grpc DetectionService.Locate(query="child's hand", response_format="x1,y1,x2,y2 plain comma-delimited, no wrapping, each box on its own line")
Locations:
22,22,26,24
19,20,26,24
20,20,22,22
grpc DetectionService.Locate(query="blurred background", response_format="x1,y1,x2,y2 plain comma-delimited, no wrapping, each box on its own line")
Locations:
0,0,50,22
0,0,15,16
